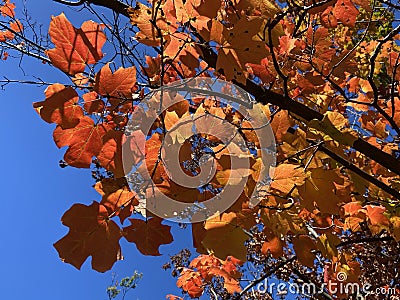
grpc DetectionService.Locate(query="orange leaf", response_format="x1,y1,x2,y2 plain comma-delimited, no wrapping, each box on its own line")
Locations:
46,13,106,75
82,91,104,114
33,84,83,128
261,235,284,258
176,268,204,298
94,63,137,104
122,217,173,256
298,168,352,214
97,130,125,177
269,164,307,194
333,0,359,27
201,212,248,261
365,205,389,226
0,1,15,17
271,110,295,143
9,20,22,32
95,177,138,223
0,29,14,41
53,116,112,168
53,201,122,272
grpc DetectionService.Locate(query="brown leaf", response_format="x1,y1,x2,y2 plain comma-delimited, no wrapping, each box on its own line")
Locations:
293,235,317,267
53,201,122,272
123,217,173,256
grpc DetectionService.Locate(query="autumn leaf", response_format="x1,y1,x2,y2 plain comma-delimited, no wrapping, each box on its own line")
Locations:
33,84,83,128
53,201,122,272
82,91,104,114
53,116,112,168
316,233,340,260
97,130,125,177
261,234,284,258
269,164,307,194
271,110,295,143
0,1,15,17
122,217,173,256
95,177,138,223
365,205,389,227
94,63,137,105
214,17,268,83
333,0,359,27
308,111,358,146
176,268,204,298
201,212,248,261
46,13,106,75
182,254,243,295
293,235,317,267
298,168,352,214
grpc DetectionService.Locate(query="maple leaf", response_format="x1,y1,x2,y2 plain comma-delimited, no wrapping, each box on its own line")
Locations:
82,91,104,114
53,201,122,272
333,0,359,27
128,2,171,46
97,130,125,177
94,63,137,105
389,216,400,242
95,177,138,223
201,212,248,261
33,84,83,128
46,13,106,75
316,233,340,260
270,110,295,143
365,205,389,227
186,254,243,295
234,0,281,17
261,234,284,258
298,168,352,214
176,268,204,298
53,116,112,168
269,164,307,194
308,111,358,146
123,217,173,256
0,29,13,41
0,1,15,18
293,235,317,267
9,20,22,32
213,17,269,83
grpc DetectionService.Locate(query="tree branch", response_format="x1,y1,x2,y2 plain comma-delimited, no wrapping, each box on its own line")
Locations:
62,0,400,178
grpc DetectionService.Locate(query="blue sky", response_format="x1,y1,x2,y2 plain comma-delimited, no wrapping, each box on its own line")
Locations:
0,1,194,299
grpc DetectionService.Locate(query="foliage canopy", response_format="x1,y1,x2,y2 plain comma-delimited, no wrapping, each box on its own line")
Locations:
1,0,400,298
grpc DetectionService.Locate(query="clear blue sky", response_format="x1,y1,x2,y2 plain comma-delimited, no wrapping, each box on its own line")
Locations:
0,1,194,299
